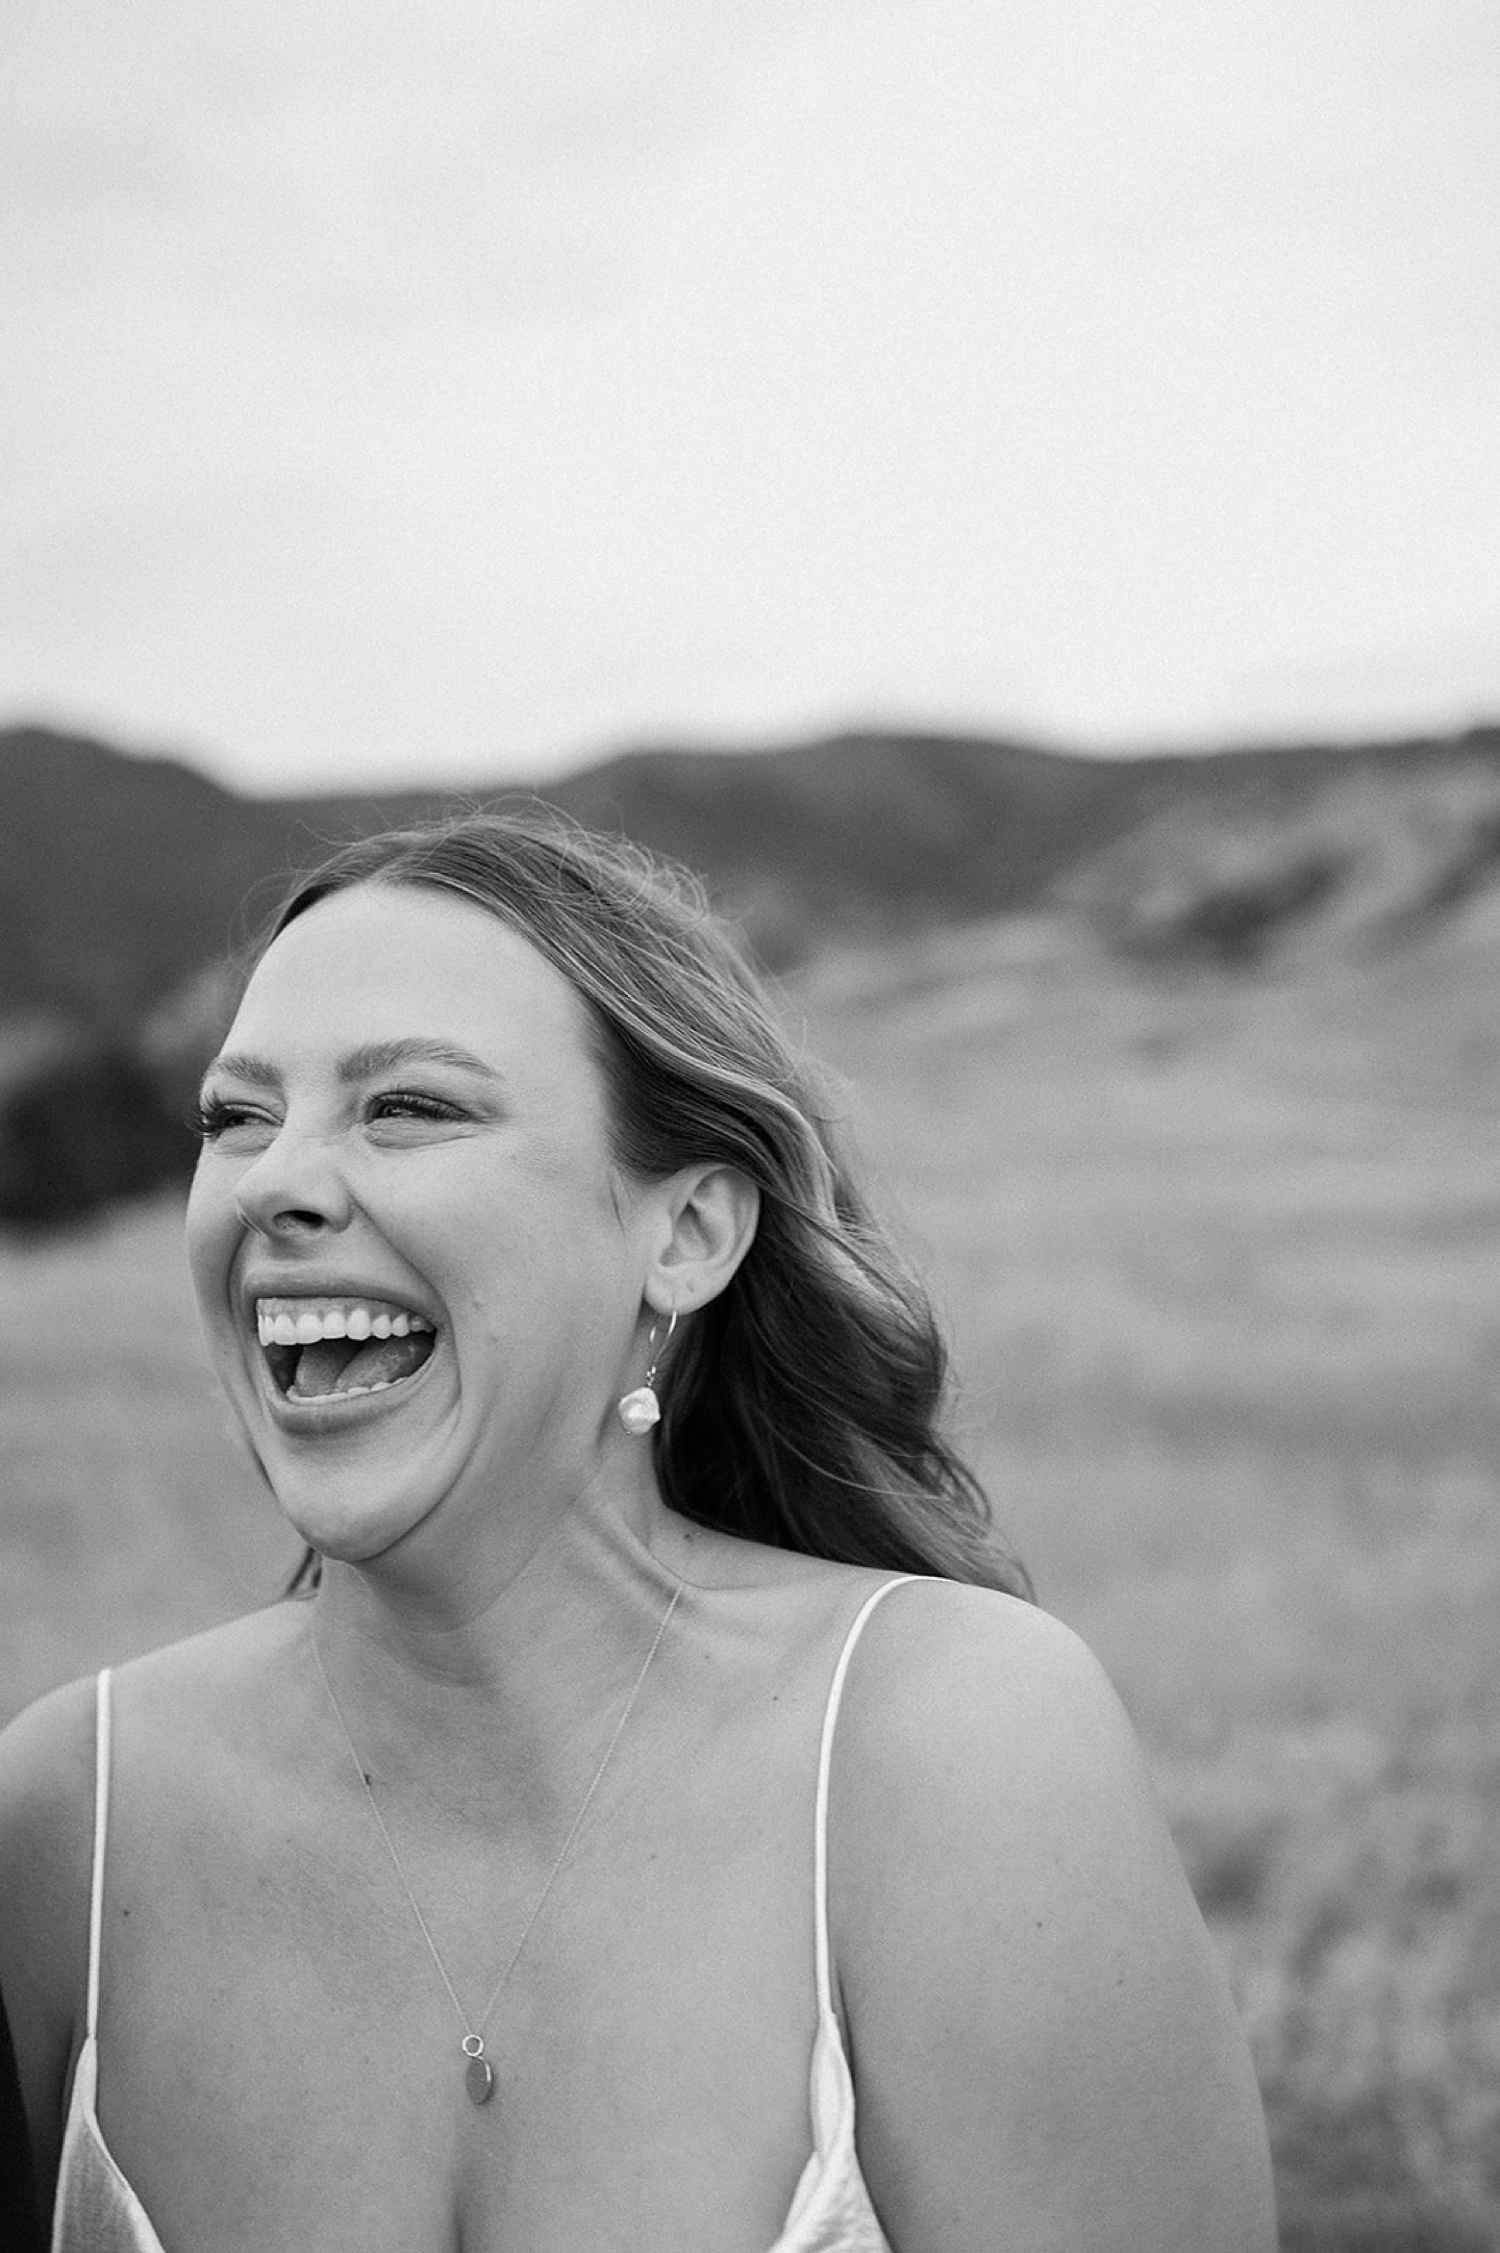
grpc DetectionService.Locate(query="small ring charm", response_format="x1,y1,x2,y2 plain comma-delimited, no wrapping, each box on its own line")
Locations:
462,2034,485,2058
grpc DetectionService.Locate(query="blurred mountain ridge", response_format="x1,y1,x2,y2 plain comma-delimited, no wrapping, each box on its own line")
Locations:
3,716,1498,1224
5,717,1500,1032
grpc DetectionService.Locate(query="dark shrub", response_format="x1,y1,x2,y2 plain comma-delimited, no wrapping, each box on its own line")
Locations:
0,1044,196,1228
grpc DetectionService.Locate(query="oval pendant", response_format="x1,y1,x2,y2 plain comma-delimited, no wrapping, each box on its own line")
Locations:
465,2052,494,2106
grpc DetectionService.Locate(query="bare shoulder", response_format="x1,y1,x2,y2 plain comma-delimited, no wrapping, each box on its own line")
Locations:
0,1668,99,1927
0,1605,296,2175
0,1604,294,1895
834,1578,1156,1815
110,1600,302,1722
0,1597,282,1864
0,1670,101,2150
831,1582,1278,2253
830,1583,1175,1970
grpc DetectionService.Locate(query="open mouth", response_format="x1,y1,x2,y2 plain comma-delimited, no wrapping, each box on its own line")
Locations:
255,1297,437,1403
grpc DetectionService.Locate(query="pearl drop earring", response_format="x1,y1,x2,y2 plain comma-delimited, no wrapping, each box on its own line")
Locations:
617,1308,678,1434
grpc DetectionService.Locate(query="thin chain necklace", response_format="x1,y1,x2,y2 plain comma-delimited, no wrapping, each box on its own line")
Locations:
310,1577,682,2107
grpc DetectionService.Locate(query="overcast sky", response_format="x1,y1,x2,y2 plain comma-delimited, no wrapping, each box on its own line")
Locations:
4,0,1497,791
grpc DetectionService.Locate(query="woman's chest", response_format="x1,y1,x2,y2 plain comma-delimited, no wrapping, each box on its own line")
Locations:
87,1735,827,2253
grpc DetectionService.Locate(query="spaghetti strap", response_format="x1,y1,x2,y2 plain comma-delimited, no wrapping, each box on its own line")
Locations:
811,1578,917,2021
86,1669,113,2043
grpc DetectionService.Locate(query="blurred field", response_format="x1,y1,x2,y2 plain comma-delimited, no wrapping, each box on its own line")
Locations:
4,910,1499,2247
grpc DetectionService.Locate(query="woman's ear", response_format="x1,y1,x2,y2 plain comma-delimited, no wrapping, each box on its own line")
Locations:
645,1164,760,1316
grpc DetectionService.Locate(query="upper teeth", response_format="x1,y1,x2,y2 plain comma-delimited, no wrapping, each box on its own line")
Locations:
254,1298,434,1348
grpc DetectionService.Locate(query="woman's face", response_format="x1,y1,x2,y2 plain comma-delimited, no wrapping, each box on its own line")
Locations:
185,881,660,1567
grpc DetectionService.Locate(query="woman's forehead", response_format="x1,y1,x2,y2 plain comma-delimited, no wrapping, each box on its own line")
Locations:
234,881,597,1065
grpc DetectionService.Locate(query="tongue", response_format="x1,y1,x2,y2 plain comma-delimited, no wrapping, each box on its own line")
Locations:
288,1332,432,1400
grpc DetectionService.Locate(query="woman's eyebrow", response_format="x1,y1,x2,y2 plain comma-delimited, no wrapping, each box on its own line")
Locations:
202,1051,282,1092
336,1038,505,1084
200,1040,505,1092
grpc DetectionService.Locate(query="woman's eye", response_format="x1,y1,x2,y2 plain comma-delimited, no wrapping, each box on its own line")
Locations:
194,1088,463,1139
195,1095,271,1141
366,1089,464,1124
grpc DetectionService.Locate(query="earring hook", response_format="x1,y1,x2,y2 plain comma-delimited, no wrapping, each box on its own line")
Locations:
643,1306,679,1385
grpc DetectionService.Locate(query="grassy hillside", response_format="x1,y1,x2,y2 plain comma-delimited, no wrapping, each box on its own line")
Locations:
807,912,1500,2250
3,906,1497,2245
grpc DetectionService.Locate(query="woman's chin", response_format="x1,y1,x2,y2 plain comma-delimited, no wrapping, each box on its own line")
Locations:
234,1365,467,1562
266,1470,441,1566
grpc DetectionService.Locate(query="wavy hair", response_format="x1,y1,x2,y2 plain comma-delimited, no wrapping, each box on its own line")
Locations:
265,810,1031,1600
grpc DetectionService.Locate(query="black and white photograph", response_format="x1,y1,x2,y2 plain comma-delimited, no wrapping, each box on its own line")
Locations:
2,6,1496,2248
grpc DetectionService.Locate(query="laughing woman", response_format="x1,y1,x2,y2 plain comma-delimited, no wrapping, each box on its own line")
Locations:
0,813,1276,2252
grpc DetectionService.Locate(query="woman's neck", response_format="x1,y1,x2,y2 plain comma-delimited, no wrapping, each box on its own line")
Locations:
298,1470,690,1809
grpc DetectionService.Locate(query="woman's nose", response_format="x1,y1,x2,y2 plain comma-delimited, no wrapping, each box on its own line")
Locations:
232,1128,354,1239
